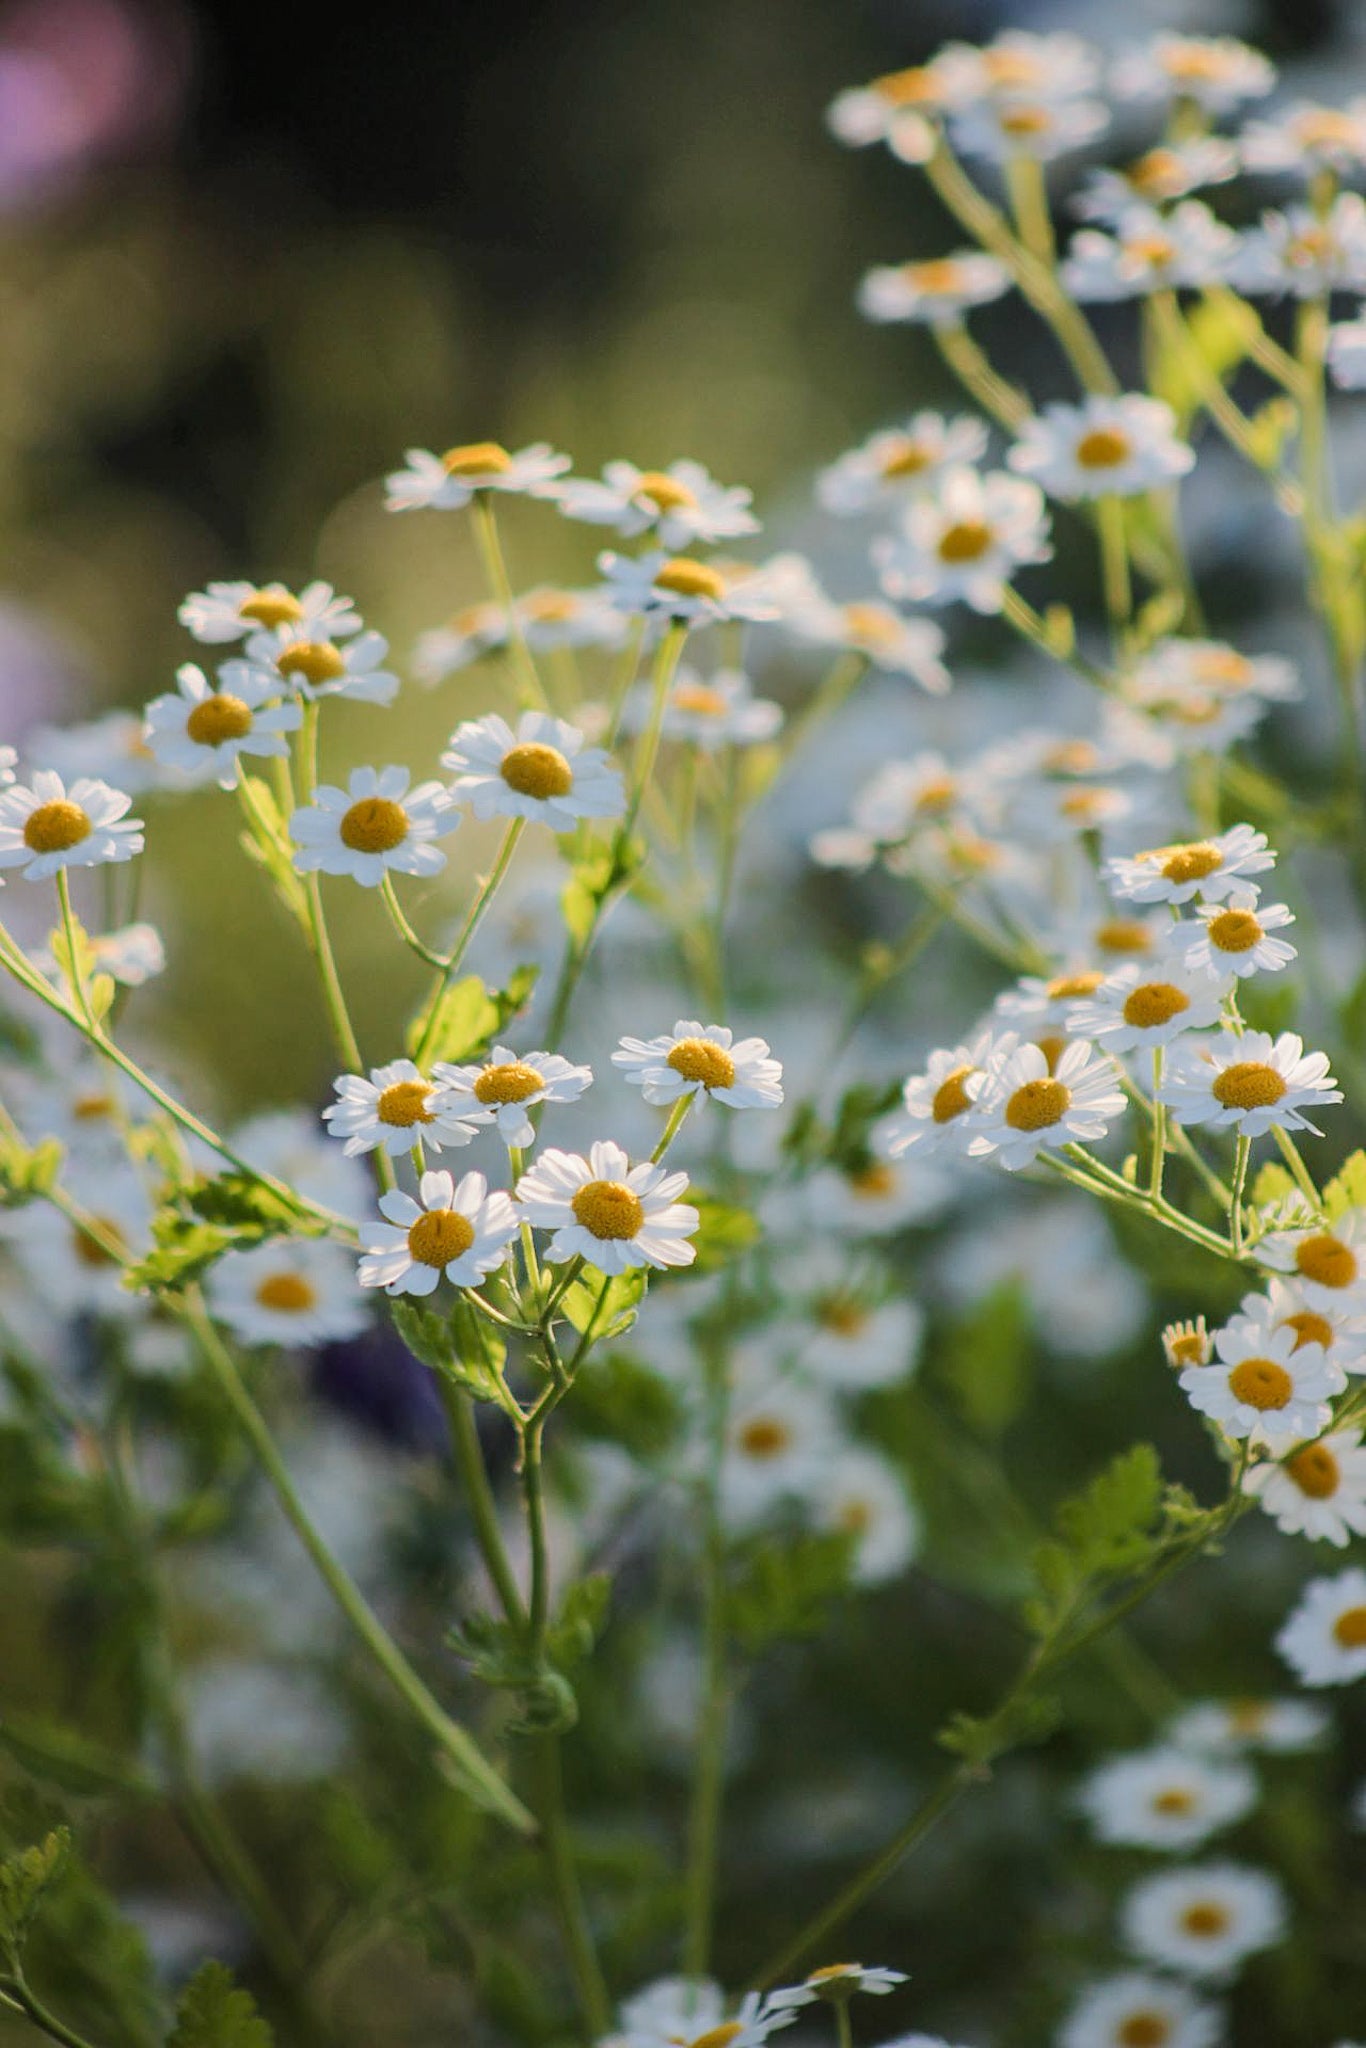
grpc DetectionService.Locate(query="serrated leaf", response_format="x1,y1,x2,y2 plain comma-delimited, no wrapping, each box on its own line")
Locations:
1251,1162,1297,1210
1054,1442,1162,1577
168,1960,274,2048
123,1217,233,1297
725,1531,852,1651
406,975,497,1065
545,1573,610,1673
389,1299,508,1405
188,1174,311,1235
1323,1148,1366,1221
0,1828,69,1953
559,1266,647,1341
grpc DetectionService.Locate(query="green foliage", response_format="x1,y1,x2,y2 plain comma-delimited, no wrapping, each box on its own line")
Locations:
0,1715,155,1801
560,834,646,947
1251,1161,1298,1209
168,1961,275,2048
1024,1444,1164,1638
560,1264,648,1339
686,1194,761,1275
0,1829,69,1957
937,1692,1062,1771
1323,1149,1366,1221
405,965,539,1066
1151,290,1260,424
126,1172,323,1295
0,1131,63,1205
389,1298,517,1414
1237,976,1298,1038
568,1348,682,1457
236,774,308,919
450,1576,611,1734
725,1531,853,1651
940,1281,1032,1436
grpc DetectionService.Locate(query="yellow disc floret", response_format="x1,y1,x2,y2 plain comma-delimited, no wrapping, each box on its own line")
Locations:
277,640,347,689
1296,1234,1357,1289
255,1271,318,1313
339,798,409,854
1122,982,1190,1030
932,1065,975,1123
737,1418,790,1459
666,1038,737,1090
473,1062,544,1105
376,1081,434,1128
238,586,303,628
408,1210,476,1268
634,471,697,512
1206,909,1262,953
936,520,993,562
499,742,575,800
1227,1356,1293,1410
441,441,512,476
1211,1062,1286,1111
24,801,92,853
1004,1078,1070,1131
1286,1443,1340,1499
186,694,254,746
1075,427,1133,470
1332,1605,1366,1648
571,1179,645,1241
654,558,726,603
1180,1902,1229,1939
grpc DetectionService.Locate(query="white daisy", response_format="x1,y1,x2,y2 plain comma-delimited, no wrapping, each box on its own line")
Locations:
1061,203,1238,301
0,771,143,880
143,662,302,789
1077,1747,1257,1852
557,460,758,549
384,440,571,513
322,1061,483,1159
1275,1567,1366,1686
1167,1698,1327,1756
612,1022,783,1111
597,550,781,625
766,1964,907,2010
967,1039,1126,1172
206,1238,370,1347
806,1449,920,1586
289,765,459,889
788,1277,924,1394
614,1977,725,2046
1241,100,1366,178
797,1156,955,1237
948,98,1110,169
442,711,624,830
1232,196,1366,298
31,921,165,990
786,594,951,692
358,1169,518,1297
1133,639,1299,705
432,1045,593,1149
1058,1972,1223,2048
1329,316,1366,390
1073,141,1239,222
25,712,171,796
1257,1212,1366,1310
178,580,360,646
1121,1863,1286,1980
880,1034,1001,1159
1008,395,1194,503
857,253,1010,327
718,1377,840,1530
618,667,783,750
2,1164,151,1320
875,466,1051,614
1180,1319,1343,1452
1111,36,1276,114
516,585,631,652
1105,825,1276,905
1159,1030,1340,1140
825,65,946,164
1102,690,1265,769
1066,963,1227,1054
1244,1428,1366,1545
224,626,399,707
1221,1278,1366,1381
1006,779,1133,843
514,1141,698,1274
933,31,1101,110
413,603,510,684
1175,891,1296,981
816,413,989,517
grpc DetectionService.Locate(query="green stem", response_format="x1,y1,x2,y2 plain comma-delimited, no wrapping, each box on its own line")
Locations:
0,1976,103,2048
470,493,549,711
1230,1135,1251,1258
835,2000,854,2048
442,1381,527,1626
530,1736,612,2038
381,874,445,967
54,872,97,1031
414,817,526,1065
932,322,1030,432
1272,1125,1323,1213
302,874,364,1073
651,1095,694,1164
1097,494,1132,650
1149,1047,1166,1202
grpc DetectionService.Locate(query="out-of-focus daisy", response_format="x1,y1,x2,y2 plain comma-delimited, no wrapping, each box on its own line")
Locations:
516,585,631,653
143,663,302,789
433,1046,593,1149
1275,1567,1366,1685
618,667,783,749
1103,689,1265,769
614,1977,725,2046
1009,396,1194,502
322,1061,482,1159
826,65,945,164
598,550,781,625
766,1963,908,2009
1061,203,1238,301
1167,1698,1328,1755
968,1039,1126,1171
232,1107,370,1223
1057,1972,1223,2048
857,252,1010,326
1160,1030,1340,1139
933,30,1101,109
413,603,510,685
31,921,165,990
1007,779,1133,844
1105,825,1275,905
225,626,399,707
1067,962,1226,1054
2,1164,150,1319
1111,35,1276,114
558,460,758,549
1135,640,1299,704
950,97,1109,164
613,1022,783,1111
1329,316,1366,390
808,1449,920,1586
25,712,170,797
1077,1747,1257,1852
1258,1212,1366,1310
1179,1319,1343,1452
385,440,571,512
787,593,952,692
718,1378,839,1529
780,1250,925,1392
442,711,624,831
1073,140,1239,223
875,466,1052,614
515,1141,698,1274
178,580,360,646
881,1034,1002,1159
1241,101,1366,179
1175,891,1296,981
1244,1428,1366,1544
1233,196,1366,298
1120,1863,1285,1980
289,765,459,889
816,413,988,516
358,1169,518,1297
206,1239,369,1347
796,1156,955,1237
0,771,143,880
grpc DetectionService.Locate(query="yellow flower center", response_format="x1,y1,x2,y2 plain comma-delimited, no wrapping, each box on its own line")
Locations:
1004,1078,1070,1131
254,1271,318,1313
873,64,939,105
376,1081,434,1128
24,801,92,854
634,471,697,512
841,602,901,646
441,441,511,475
848,1163,895,1198
666,1038,737,1090
277,640,347,688
689,2026,744,2048
837,1499,873,1534
913,775,957,813
1044,740,1099,774
999,105,1052,137
238,586,302,628
71,1217,126,1268
1289,227,1334,265
1180,1901,1230,1939
571,1179,645,1241
1046,971,1104,999
1118,2016,1172,2048
500,742,574,800
1206,908,1263,953
1168,1331,1207,1366
73,1094,115,1121
1166,45,1229,82
1128,147,1185,198
1059,789,1111,823
407,1209,476,1268
1122,982,1190,1029
1281,1309,1333,1351
672,682,729,718
1286,1442,1340,1499
1211,1061,1286,1111
1192,648,1253,689
880,439,933,478
521,590,580,623
654,558,726,602
1152,1787,1196,1815
983,48,1042,87
1144,842,1221,884
1296,109,1362,150
932,1065,975,1123
906,258,970,295
473,1062,544,1105
339,797,409,854
937,520,993,563
738,1417,791,1459
1296,1234,1357,1289
1128,233,1176,268
1332,1605,1366,1648
186,693,254,746
817,1297,869,1336
1075,427,1133,470
1096,917,1153,955
807,1965,859,1984
1227,1356,1294,1410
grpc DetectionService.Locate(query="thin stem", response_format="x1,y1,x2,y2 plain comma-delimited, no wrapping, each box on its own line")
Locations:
932,322,1030,432
530,1736,612,2039
622,621,689,846
470,494,549,711
302,875,364,1073
380,874,445,968
651,1094,694,1164
55,872,97,1030
1097,494,1133,651
1149,1046,1166,1202
1004,153,1055,267
835,2002,854,2048
442,1381,526,1626
1230,1135,1252,1258
0,1976,103,2048
413,817,526,1066
1272,1125,1323,1213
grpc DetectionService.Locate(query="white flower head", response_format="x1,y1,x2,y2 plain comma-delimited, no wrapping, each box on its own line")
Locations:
1257,1211,1366,1310
433,1045,593,1149
2,1163,151,1319
612,1022,783,1110
225,626,399,707
558,460,758,549
516,585,632,652
613,1977,724,2047
857,253,1010,327
968,1039,1126,1171
322,1061,483,1159
178,580,360,646
1167,1697,1328,1756
206,1238,370,1347
1175,890,1296,980
1105,825,1276,905
413,603,510,685
787,594,951,692
143,662,303,789
875,465,1052,614
1066,962,1227,1054
765,1964,908,2010
881,1034,1002,1160
719,1377,841,1530
1233,195,1366,298
1121,1862,1286,1980
1160,1029,1340,1139
598,550,781,625
442,711,624,830
0,771,143,880
1241,100,1366,178
1058,1972,1223,2048
1244,1428,1366,1545
290,765,459,888
826,64,946,163
1222,1277,1366,1380
1077,1746,1257,1852
809,1450,920,1586
1111,36,1276,114
949,96,1110,165
1276,1567,1366,1685
385,440,571,512
1073,140,1240,222
1009,395,1194,502
933,31,1101,111
619,667,783,750
515,1140,698,1275
358,1168,519,1297
1181,1317,1344,1452
1061,202,1238,302
816,413,989,517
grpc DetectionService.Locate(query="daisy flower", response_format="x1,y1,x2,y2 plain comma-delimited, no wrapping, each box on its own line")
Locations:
1233,195,1366,298
1163,1318,1212,1369
1121,1863,1285,1981
1258,1211,1366,1309
1008,395,1194,502
25,712,171,797
1244,1428,1366,1545
765,1964,907,2010
413,603,510,684
514,1141,698,1274
432,1045,593,1149
1133,639,1299,705
786,594,951,692
618,667,783,750
1077,1747,1257,1852
1160,1029,1340,1139
880,1035,1000,1159
857,253,1010,327
1066,962,1227,1054
1105,825,1276,905
178,580,360,646
2,1164,151,1319
785,1261,924,1392
1167,1698,1327,1755
557,459,758,549
875,466,1052,614
143,663,303,788
967,1039,1126,1171
1180,1318,1343,1452
615,1978,726,2045
797,1156,954,1236
384,440,571,512
225,626,399,706
442,711,624,830
825,65,946,164
816,413,988,517
597,550,781,625
37,920,165,989
1241,100,1366,178
358,1169,518,1297
933,31,1101,110
206,1238,370,1347
1006,779,1133,843
1329,316,1366,390
1175,891,1296,980
516,585,631,653
1072,140,1240,222
0,771,143,880
1275,1567,1366,1685
1222,1277,1366,1379
807,1450,920,1586
289,766,459,889
322,1061,482,1158
718,1378,839,1529
612,1022,783,1111
1111,35,1276,114
1058,1973,1223,2048
948,97,1110,164
1061,203,1238,301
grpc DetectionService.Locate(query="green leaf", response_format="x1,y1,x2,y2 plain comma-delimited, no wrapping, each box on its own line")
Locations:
188,1174,310,1235
1251,1162,1297,1210
545,1573,611,1674
941,1281,1032,1436
1244,396,1297,472
725,1531,852,1651
1133,588,1187,653
122,1216,233,1297
567,1349,682,1457
236,775,308,919
407,967,541,1068
559,1266,647,1341
0,1716,155,1801
685,1195,761,1277
389,1299,509,1406
1055,1443,1163,1577
1323,1149,1366,1222
168,1960,275,2048
0,1829,69,1954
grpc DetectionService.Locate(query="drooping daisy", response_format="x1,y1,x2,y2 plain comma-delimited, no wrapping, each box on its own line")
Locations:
1179,1319,1343,1452
881,1034,1002,1158
1244,1428,1366,1545
857,253,1011,327
322,1061,483,1158
948,97,1110,164
1057,1972,1223,2048
618,667,784,750
178,580,360,646
206,1238,370,1347
614,1977,726,2046
1066,962,1227,1054
1072,140,1240,222
1241,100,1366,178
433,1045,593,1149
1257,1211,1366,1310
967,1039,1126,1171
1175,891,1296,981
384,440,571,513
225,625,399,707
816,413,989,517
612,1022,783,1111
557,460,758,549
1233,195,1366,298
358,1169,519,1297
806,1449,921,1586
1105,825,1276,905
1275,1567,1366,1685
1077,1747,1257,1852
289,766,459,888
442,711,624,830
597,550,781,625
825,65,946,164
875,466,1052,614
514,1141,698,1274
413,603,511,684
765,1963,908,2010
1061,202,1238,302
143,662,303,788
1166,1698,1328,1756
1111,35,1276,114
1008,396,1195,502
1159,1030,1340,1139
0,771,143,880
786,594,952,692
1121,1863,1286,1980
